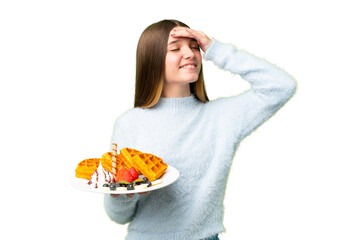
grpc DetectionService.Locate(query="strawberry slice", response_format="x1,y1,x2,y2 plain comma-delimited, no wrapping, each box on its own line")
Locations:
116,168,134,182
120,170,134,183
129,167,138,181
115,167,128,182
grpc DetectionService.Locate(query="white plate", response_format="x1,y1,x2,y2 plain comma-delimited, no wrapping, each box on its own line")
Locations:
69,166,179,194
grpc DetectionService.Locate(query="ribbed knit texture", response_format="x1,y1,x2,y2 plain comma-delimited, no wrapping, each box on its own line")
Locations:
104,39,297,240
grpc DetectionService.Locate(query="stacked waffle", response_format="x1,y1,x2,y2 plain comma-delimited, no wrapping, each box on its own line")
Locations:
120,148,168,182
119,148,142,172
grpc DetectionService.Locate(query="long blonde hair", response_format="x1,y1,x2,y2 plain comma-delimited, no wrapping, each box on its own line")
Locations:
134,19,209,108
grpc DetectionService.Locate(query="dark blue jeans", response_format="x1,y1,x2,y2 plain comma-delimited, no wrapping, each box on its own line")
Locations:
202,234,219,240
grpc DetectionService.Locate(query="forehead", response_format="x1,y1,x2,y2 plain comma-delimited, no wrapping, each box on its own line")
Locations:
167,36,197,45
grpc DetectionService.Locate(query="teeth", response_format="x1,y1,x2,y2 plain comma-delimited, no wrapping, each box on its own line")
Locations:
181,65,195,69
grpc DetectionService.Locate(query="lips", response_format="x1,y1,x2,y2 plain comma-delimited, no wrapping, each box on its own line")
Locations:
180,63,197,69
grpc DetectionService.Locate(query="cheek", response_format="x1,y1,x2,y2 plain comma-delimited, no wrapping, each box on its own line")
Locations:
195,51,202,62
165,54,180,72
195,52,202,71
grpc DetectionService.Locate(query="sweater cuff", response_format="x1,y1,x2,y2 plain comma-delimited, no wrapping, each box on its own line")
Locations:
104,193,139,209
202,38,220,61
104,193,139,223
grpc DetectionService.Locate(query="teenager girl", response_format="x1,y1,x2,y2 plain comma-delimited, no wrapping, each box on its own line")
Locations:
104,19,296,240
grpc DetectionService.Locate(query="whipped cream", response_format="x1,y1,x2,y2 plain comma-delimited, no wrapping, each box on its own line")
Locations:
87,163,112,189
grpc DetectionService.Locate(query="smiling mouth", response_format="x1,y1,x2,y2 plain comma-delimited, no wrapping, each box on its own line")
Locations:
180,64,196,69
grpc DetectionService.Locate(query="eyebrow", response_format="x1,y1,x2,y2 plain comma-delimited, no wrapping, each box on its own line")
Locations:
168,39,198,45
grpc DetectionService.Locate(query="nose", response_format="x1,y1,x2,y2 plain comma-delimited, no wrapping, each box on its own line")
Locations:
182,46,195,59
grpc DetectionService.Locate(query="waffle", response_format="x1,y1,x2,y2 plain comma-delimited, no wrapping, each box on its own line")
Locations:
75,158,100,180
120,148,143,173
131,153,168,182
100,152,127,174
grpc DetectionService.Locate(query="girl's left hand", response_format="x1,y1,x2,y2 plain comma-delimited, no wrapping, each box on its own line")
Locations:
110,191,149,198
171,27,212,52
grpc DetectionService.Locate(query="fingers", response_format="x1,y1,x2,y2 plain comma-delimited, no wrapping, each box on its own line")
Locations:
126,192,149,198
171,27,212,52
171,27,192,38
111,190,150,198
138,191,150,195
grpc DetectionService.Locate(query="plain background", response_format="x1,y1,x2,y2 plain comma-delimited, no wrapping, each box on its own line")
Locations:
1,0,359,239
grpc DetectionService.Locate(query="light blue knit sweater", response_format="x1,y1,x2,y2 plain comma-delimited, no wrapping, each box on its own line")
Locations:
104,39,296,240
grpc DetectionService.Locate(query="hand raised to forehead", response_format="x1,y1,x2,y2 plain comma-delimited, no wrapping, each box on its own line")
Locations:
171,27,212,52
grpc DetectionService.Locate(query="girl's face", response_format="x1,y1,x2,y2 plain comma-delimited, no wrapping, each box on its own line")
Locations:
164,31,202,86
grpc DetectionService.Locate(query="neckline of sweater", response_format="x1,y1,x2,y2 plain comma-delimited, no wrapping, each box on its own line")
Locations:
152,94,202,113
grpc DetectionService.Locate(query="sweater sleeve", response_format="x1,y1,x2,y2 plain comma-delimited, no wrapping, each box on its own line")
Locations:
203,39,297,142
103,113,139,224
104,194,138,224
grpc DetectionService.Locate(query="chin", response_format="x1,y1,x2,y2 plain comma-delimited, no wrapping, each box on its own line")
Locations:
182,74,199,83
189,78,199,83
180,78,198,84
